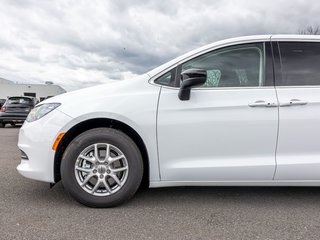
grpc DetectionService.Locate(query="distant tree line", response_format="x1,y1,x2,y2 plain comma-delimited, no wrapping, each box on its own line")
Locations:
299,25,320,35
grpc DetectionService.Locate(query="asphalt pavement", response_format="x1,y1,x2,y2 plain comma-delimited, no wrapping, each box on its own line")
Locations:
1,127,320,240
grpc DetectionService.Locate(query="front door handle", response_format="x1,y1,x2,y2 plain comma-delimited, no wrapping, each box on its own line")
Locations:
248,100,277,108
279,99,308,107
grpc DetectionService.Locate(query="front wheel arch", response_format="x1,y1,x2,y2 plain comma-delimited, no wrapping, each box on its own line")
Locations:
54,118,149,188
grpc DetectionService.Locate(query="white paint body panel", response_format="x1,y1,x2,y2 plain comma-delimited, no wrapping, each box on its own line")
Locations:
17,109,73,182
275,87,320,180
18,75,162,183
157,87,278,181
17,35,320,187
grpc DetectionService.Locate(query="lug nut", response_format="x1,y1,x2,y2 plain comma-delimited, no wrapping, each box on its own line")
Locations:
100,175,104,179
93,170,97,173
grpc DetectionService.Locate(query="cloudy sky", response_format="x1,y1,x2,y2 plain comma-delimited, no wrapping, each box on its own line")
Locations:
0,0,319,91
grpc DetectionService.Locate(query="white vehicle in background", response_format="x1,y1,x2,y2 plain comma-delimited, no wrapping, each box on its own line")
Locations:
17,35,320,207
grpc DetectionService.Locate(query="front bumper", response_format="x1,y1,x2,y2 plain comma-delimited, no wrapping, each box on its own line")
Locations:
17,109,74,183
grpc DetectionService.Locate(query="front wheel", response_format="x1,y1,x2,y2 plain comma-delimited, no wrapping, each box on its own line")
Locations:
0,122,4,128
61,128,143,208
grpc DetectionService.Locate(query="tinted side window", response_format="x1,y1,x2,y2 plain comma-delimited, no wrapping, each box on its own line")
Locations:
181,43,265,88
278,42,320,86
154,68,176,87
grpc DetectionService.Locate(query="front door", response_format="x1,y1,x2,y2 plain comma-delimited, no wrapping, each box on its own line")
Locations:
157,42,279,182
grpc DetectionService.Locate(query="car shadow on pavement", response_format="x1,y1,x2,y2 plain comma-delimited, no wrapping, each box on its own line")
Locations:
21,180,320,209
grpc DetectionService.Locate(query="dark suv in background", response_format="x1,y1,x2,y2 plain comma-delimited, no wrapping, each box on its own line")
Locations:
0,99,6,108
0,96,39,128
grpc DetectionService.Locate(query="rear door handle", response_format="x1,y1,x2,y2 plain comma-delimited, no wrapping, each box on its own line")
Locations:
279,99,308,107
248,100,277,108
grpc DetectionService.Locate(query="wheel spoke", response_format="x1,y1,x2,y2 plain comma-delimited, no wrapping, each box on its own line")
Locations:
111,166,128,173
102,178,112,192
108,154,124,164
91,180,101,194
94,144,100,161
81,173,94,187
104,144,110,161
79,154,95,164
110,174,122,186
75,166,92,173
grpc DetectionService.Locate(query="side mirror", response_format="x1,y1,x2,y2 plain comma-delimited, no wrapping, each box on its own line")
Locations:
178,69,207,101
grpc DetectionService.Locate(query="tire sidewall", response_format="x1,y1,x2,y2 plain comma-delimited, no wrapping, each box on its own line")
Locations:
61,128,143,207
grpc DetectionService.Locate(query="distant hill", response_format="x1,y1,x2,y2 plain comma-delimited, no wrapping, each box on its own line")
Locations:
0,78,13,84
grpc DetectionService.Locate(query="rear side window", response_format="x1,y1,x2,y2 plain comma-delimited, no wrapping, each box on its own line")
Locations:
278,42,320,86
7,97,32,105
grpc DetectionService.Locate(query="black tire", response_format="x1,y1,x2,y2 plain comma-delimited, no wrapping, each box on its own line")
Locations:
0,122,4,128
61,128,143,208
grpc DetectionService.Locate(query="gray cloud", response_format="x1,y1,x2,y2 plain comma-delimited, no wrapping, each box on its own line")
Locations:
0,0,319,90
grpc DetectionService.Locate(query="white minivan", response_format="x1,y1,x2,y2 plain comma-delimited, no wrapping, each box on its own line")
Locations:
17,35,320,207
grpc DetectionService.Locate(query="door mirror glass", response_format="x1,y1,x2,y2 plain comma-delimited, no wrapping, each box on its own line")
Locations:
178,69,207,100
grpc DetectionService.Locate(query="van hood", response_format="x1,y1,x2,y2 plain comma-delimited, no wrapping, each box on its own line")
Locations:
43,74,149,104
41,74,151,117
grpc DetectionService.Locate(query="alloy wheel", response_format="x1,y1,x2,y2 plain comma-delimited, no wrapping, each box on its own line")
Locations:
74,143,129,196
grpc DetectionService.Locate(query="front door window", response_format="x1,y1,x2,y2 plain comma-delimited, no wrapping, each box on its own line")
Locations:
181,43,265,88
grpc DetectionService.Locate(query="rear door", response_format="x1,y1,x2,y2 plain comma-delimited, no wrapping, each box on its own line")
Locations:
273,40,320,180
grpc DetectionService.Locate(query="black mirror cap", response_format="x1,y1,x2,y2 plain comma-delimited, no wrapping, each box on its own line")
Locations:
178,69,207,101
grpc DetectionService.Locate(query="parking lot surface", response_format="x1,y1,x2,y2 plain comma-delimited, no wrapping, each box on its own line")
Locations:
1,127,320,240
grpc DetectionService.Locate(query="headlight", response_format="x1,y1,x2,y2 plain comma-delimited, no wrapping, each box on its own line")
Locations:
26,103,61,122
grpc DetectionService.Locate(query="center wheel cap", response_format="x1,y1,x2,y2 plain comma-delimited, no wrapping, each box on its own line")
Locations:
97,165,106,174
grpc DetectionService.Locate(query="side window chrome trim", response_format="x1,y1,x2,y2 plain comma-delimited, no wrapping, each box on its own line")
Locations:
192,86,275,90
160,86,276,91
275,85,320,89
